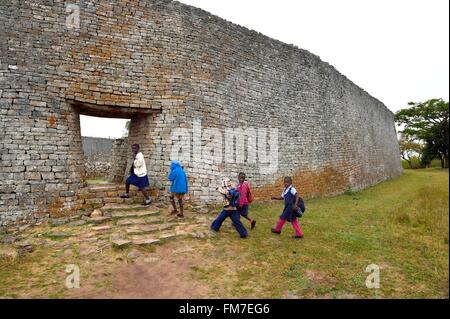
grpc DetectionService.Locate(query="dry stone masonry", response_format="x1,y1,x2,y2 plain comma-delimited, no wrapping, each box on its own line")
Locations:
0,0,402,227
82,136,113,179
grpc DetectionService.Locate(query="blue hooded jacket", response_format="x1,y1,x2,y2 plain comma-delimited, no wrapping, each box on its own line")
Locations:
168,160,188,194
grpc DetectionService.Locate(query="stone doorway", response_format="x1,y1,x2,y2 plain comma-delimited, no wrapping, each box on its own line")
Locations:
69,100,160,194
81,117,127,185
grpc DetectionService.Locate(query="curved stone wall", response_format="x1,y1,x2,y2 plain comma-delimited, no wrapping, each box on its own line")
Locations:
0,0,402,226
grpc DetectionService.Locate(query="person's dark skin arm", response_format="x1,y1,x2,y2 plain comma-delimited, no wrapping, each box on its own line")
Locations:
271,196,283,200
293,192,300,211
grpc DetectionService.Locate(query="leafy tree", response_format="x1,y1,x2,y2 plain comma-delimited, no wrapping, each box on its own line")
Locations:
399,136,423,169
395,99,449,168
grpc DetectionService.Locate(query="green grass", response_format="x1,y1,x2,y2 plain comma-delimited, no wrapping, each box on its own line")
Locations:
198,168,449,299
0,169,448,299
402,158,442,169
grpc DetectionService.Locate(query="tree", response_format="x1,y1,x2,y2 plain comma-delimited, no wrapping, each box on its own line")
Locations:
395,99,449,168
399,136,422,169
122,120,130,138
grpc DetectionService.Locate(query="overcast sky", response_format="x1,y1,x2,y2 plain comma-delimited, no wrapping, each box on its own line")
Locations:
81,0,449,138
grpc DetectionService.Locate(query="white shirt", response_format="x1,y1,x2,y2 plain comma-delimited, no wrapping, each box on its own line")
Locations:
281,186,297,198
133,152,147,177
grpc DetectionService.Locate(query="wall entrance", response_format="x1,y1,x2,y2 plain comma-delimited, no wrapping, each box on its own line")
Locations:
70,100,161,190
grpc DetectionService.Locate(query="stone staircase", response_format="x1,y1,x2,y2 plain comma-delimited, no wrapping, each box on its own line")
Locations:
79,185,214,248
79,183,146,209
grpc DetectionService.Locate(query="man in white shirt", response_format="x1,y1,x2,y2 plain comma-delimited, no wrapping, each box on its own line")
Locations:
120,144,152,206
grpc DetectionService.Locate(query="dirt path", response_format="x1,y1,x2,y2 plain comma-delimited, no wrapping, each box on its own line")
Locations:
67,240,211,299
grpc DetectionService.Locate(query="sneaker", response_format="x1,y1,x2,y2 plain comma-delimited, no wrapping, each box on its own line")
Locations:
120,193,130,199
142,199,152,206
271,228,281,235
294,235,304,239
251,220,256,230
177,213,184,219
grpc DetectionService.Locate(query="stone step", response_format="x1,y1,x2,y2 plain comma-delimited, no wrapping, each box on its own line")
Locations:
110,210,160,219
158,231,179,240
123,197,145,204
110,238,132,248
92,225,112,233
103,197,126,204
88,216,112,225
116,217,163,226
131,236,160,246
158,223,176,231
88,184,122,193
101,203,157,212
85,198,104,206
124,223,176,235
125,224,160,235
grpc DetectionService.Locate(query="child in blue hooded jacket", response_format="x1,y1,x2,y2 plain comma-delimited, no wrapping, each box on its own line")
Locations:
168,160,188,218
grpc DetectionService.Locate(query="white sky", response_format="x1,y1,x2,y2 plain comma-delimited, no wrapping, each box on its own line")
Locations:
81,0,449,138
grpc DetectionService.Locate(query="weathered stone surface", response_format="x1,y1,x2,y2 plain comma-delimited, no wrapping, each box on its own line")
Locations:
159,232,178,240
102,204,146,212
69,220,87,227
92,226,112,233
158,224,175,231
127,250,142,259
125,225,160,235
111,210,160,219
48,232,70,238
0,0,402,227
88,216,112,225
116,218,147,226
16,240,34,256
111,238,131,248
50,218,70,227
90,209,103,218
131,236,160,246
1,235,18,244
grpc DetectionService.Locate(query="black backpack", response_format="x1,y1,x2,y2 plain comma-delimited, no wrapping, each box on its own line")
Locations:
296,197,306,218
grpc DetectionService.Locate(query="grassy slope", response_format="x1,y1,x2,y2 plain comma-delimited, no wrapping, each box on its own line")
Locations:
0,169,448,299
198,169,449,299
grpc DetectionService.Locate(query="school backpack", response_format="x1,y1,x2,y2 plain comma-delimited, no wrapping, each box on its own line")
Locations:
229,188,240,208
296,197,306,218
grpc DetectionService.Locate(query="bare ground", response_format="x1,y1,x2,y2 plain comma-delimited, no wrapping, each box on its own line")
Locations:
67,240,211,299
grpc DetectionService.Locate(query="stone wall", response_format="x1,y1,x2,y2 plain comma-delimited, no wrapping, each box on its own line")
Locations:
109,138,129,183
0,0,402,226
82,137,113,179
82,137,113,157
84,154,111,179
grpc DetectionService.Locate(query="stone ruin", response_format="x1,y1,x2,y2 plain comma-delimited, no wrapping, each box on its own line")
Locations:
0,0,403,227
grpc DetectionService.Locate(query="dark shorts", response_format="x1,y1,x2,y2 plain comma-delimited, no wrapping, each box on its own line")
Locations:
170,192,185,200
126,174,150,190
237,204,249,217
